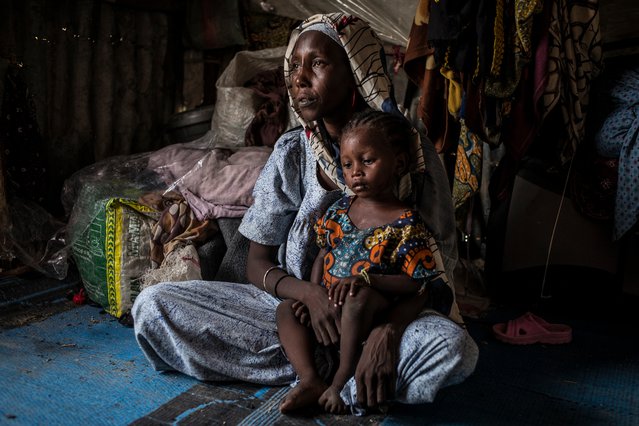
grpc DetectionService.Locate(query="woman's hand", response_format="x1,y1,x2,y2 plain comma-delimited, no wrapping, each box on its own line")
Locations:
328,276,368,306
300,285,341,346
355,323,400,408
354,289,430,407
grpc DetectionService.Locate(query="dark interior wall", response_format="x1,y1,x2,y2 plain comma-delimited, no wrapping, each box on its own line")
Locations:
0,0,296,218
0,0,300,272
599,0,639,55
0,0,183,216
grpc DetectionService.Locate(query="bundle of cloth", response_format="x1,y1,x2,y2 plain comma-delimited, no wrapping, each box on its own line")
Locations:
140,142,273,284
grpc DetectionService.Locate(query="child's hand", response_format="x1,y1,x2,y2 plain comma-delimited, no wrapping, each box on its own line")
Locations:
291,300,310,327
329,276,368,306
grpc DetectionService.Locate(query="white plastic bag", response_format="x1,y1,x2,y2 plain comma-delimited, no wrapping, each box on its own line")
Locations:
210,46,297,149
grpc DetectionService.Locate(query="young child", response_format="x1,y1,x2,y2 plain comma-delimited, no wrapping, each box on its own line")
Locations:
276,110,445,414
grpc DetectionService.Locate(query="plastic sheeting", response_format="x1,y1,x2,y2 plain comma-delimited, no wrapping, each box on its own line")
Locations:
247,0,417,45
211,46,297,149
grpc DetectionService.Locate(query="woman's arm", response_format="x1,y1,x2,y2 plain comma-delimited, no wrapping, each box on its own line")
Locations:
246,241,341,345
246,241,322,302
354,288,430,408
291,247,328,327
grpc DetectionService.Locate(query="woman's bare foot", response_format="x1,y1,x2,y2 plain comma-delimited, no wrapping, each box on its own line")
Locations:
319,385,347,414
280,378,327,414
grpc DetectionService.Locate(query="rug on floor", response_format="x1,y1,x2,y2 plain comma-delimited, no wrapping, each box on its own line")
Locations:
2,299,639,425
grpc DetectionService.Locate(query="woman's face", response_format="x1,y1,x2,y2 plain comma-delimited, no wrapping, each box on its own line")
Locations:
289,31,355,125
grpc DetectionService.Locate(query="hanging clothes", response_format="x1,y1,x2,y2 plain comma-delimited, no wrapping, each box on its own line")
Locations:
541,0,603,163
404,0,494,154
452,119,483,210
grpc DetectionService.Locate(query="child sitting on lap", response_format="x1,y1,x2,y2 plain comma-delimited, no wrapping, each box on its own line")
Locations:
276,110,448,414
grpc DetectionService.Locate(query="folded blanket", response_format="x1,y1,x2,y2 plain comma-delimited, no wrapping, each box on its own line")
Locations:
148,142,272,220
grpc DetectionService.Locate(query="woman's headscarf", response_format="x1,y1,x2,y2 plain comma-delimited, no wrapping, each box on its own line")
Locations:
284,13,425,198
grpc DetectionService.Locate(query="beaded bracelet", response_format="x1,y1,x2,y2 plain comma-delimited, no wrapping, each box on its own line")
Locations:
262,266,283,293
359,269,371,286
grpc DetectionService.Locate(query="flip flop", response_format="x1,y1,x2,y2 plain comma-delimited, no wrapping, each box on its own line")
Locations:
492,312,572,345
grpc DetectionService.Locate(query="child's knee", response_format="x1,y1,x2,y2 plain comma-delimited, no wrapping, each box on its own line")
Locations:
342,288,387,319
341,289,370,316
276,299,296,320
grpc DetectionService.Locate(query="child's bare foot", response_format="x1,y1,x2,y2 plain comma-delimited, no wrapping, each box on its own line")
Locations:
319,385,347,414
280,378,327,414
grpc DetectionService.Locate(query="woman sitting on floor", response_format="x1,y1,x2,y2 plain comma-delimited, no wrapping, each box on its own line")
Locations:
132,13,478,415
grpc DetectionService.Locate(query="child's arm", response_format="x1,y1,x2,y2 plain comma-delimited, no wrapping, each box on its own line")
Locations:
310,247,327,286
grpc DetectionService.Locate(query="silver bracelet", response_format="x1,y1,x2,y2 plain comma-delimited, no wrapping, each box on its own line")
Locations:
262,265,283,293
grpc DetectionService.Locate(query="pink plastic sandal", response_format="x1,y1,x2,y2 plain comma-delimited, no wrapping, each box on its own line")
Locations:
492,312,572,345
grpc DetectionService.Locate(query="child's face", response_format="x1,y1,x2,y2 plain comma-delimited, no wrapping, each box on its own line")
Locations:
340,126,406,200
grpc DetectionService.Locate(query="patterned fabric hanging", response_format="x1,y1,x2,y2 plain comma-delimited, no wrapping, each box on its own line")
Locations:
452,119,483,210
541,0,603,163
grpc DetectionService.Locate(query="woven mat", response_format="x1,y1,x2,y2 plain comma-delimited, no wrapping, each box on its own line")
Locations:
132,382,385,425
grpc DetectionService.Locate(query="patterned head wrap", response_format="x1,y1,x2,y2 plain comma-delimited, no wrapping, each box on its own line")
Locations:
284,13,426,198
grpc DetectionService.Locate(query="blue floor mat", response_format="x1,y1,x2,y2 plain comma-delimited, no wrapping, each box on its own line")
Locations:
0,305,198,425
2,303,639,425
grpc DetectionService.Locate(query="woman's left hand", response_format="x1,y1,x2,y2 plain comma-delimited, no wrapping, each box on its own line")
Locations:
301,285,342,345
354,323,400,408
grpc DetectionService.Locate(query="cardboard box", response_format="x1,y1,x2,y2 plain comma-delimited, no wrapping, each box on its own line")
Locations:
502,175,619,275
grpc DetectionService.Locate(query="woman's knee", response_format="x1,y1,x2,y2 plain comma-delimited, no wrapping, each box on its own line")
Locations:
404,314,468,355
394,315,477,403
419,316,478,387
340,290,367,320
132,283,170,324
